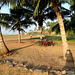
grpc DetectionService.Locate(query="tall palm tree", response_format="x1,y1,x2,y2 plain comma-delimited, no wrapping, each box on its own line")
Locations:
2,7,36,43
26,0,56,40
53,3,69,59
33,0,71,59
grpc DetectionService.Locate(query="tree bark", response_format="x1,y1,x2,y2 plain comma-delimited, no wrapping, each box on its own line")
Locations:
39,26,43,40
0,26,9,54
18,30,21,43
53,3,69,59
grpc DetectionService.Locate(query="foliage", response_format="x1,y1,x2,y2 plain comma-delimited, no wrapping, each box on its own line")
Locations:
41,40,54,46
0,6,36,33
37,40,55,46
70,0,75,11
46,19,75,36
46,21,58,34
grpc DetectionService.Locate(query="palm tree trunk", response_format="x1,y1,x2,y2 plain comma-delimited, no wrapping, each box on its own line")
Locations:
39,26,43,40
18,30,21,43
0,26,9,54
53,3,69,59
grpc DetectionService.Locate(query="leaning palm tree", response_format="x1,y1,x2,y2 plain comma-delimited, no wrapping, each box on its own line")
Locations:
0,2,9,53
0,26,9,54
0,22,9,54
0,20,10,53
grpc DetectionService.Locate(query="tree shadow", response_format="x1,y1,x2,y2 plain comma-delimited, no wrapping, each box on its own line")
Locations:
10,44,35,52
63,49,75,74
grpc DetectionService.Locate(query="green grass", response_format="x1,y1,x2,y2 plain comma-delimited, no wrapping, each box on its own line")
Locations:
3,34,29,39
44,36,75,41
67,37,75,41
3,35,75,41
31,37,40,39
3,35,18,39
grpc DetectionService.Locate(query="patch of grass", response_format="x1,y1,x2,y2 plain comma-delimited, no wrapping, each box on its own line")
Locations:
3,35,75,41
44,36,75,41
31,37,40,39
54,39,61,41
67,37,75,41
3,35,18,39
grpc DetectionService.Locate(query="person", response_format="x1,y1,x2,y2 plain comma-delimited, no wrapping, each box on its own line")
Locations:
30,34,32,38
44,38,46,41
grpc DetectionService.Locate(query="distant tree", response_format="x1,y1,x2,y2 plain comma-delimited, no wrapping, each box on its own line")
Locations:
51,19,75,36
1,7,36,43
46,21,58,35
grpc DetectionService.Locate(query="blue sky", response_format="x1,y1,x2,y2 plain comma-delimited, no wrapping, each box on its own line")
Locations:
0,3,70,35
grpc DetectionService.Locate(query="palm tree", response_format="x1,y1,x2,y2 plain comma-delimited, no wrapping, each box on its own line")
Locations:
0,3,9,54
27,0,56,40
33,0,71,59
1,0,72,59
70,0,75,11
2,7,36,43
2,1,59,41
0,25,9,54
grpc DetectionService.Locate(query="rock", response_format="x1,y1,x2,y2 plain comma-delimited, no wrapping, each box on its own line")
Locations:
0,61,4,64
16,66,22,69
5,61,13,66
56,71,62,75
34,69,42,74
62,70,67,75
47,67,50,69
29,69,33,72
43,71,48,75
22,67,28,70
16,63,23,67
26,64,34,69
3,60,6,63
12,61,18,65
48,71,56,75
23,65,26,67
9,65,13,67
67,71,75,75
38,65,47,71
50,70,57,73
48,72,53,75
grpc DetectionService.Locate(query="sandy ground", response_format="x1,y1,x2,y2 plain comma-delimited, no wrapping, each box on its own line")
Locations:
2,37,75,71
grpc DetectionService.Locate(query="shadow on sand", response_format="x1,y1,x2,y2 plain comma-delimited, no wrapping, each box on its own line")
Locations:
10,44,35,52
63,49,75,74
1,47,75,74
